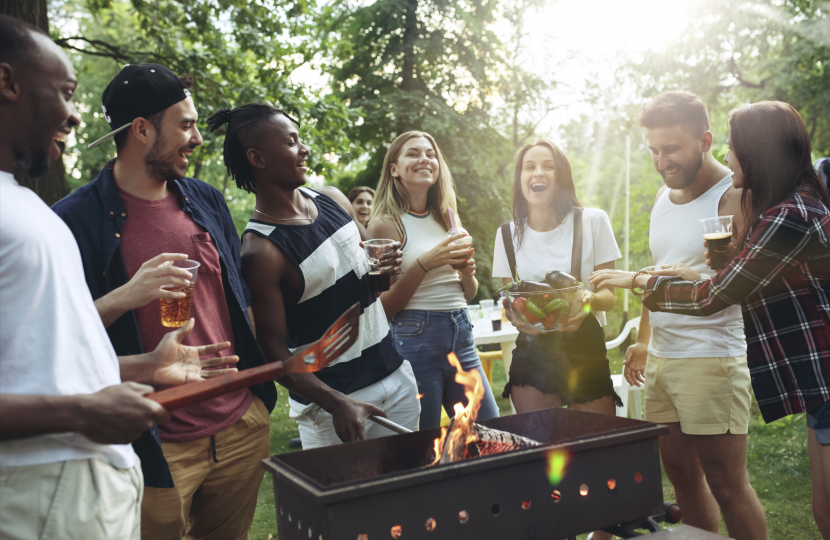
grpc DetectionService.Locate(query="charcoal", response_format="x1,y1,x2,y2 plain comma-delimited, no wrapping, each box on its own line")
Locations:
433,420,541,465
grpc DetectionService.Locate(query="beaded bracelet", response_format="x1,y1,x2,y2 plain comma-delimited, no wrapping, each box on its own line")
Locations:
631,269,649,298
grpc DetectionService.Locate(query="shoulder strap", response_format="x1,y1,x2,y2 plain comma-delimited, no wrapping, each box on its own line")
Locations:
570,209,583,278
500,223,517,281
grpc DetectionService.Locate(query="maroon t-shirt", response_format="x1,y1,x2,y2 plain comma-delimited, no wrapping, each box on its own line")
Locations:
118,187,251,443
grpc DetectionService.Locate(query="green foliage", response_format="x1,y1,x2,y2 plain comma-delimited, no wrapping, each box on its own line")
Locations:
630,0,830,154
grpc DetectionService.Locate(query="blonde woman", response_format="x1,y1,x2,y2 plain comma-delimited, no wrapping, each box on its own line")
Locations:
368,131,500,429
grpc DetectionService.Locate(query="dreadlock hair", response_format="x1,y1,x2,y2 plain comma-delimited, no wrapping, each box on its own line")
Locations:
206,103,300,193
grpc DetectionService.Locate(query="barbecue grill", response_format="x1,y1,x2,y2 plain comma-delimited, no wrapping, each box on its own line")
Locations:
263,408,672,540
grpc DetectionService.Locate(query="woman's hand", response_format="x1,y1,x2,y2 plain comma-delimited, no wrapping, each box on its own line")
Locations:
458,248,476,277
418,232,470,271
558,291,592,332
648,263,701,281
589,269,637,291
623,342,648,387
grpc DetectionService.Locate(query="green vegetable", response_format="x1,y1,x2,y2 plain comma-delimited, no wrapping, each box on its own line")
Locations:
542,298,569,315
525,298,546,318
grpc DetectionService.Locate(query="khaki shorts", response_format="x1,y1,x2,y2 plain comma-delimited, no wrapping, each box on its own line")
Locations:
0,458,142,540
645,353,752,435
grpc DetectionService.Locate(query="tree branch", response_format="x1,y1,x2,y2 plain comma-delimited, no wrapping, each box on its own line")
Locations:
729,55,769,89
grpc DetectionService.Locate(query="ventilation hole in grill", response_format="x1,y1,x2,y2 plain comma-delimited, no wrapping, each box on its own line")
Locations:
357,535,368,540
521,499,531,510
458,510,469,524
308,527,312,539
551,490,561,502
390,525,402,538
607,479,617,490
298,519,302,530
288,512,292,523
491,504,501,516
425,517,436,531
579,484,589,496
280,506,284,516
635,472,643,483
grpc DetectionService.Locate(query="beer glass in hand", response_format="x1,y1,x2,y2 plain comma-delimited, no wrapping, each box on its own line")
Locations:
160,260,200,327
364,239,397,292
699,216,733,271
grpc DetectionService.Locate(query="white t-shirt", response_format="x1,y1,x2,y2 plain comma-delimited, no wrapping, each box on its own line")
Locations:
0,171,135,469
492,208,621,326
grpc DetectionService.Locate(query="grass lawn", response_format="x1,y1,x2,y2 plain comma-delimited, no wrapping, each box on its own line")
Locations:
249,350,820,539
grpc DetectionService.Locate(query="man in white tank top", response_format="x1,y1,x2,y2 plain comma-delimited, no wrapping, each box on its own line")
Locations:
628,92,767,539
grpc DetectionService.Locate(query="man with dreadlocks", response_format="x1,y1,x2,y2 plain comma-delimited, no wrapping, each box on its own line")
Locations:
206,103,421,448
52,65,273,540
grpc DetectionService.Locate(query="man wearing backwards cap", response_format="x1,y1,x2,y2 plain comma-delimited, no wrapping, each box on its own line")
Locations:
0,16,238,540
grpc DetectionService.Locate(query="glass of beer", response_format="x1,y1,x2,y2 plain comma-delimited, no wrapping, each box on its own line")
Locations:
364,239,397,292
699,216,733,271
160,260,200,327
446,227,472,270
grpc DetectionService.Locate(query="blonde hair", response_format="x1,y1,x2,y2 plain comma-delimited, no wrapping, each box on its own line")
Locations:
369,131,459,230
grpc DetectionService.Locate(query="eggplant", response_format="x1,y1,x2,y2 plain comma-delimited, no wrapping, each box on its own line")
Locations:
517,280,553,293
544,270,579,290
497,281,519,294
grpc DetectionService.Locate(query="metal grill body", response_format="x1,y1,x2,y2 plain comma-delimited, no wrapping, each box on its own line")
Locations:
263,408,670,540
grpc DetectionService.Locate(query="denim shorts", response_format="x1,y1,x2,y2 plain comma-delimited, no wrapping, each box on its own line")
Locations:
807,399,830,445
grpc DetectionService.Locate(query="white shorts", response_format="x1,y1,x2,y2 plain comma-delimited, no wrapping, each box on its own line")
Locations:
294,361,421,449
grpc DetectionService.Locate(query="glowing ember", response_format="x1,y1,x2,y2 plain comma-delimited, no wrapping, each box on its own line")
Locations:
551,490,561,502
425,517,436,531
634,472,643,483
390,524,402,538
417,393,425,399
579,483,589,496
458,510,469,523
521,499,532,510
545,448,570,485
607,478,617,490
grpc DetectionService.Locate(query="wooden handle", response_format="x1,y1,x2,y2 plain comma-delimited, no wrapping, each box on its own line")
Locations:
147,360,286,411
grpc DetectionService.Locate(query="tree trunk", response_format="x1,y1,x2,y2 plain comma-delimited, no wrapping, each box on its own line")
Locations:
1,0,69,206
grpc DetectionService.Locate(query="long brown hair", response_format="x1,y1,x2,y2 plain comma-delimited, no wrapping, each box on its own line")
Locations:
512,139,582,248
729,101,830,250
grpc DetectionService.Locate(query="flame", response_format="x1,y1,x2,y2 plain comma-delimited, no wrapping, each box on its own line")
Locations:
546,448,571,486
430,353,485,465
417,393,425,400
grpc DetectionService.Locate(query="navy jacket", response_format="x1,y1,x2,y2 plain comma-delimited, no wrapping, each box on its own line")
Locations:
52,161,276,488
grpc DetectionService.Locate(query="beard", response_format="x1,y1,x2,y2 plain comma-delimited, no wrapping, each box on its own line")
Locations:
26,145,51,178
658,153,703,189
145,131,185,182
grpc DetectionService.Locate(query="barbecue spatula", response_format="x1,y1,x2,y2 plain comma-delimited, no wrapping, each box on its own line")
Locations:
147,302,361,411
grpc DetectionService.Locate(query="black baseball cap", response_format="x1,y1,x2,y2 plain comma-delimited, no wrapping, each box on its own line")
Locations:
87,64,190,149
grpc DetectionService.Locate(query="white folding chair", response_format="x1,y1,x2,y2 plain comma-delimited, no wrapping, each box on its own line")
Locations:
605,317,644,419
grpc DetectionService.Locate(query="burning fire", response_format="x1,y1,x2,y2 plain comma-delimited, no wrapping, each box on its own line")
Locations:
430,353,485,465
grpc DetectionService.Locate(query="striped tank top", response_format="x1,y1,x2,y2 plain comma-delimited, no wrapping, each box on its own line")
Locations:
244,188,403,410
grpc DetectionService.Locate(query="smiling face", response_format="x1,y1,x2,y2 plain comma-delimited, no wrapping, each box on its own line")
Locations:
249,113,310,189
144,96,202,182
3,33,80,177
725,128,745,188
352,192,373,226
646,124,706,189
389,136,439,195
520,144,557,211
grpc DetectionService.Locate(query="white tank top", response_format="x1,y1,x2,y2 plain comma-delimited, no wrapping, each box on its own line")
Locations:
648,174,746,358
396,211,467,311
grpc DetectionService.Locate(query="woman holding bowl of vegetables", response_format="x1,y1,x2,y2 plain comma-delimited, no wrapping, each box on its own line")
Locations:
493,139,623,419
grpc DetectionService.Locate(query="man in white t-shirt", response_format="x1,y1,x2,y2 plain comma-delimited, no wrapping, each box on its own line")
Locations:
626,91,766,539
0,16,235,540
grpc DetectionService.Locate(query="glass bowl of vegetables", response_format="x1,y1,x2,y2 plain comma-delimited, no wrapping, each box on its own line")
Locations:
501,271,585,333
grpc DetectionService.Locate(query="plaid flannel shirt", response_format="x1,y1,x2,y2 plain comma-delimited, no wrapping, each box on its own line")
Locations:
643,193,830,423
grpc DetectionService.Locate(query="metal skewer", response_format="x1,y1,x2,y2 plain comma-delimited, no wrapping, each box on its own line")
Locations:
368,415,413,434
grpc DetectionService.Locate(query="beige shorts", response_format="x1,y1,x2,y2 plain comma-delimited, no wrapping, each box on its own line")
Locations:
645,353,752,435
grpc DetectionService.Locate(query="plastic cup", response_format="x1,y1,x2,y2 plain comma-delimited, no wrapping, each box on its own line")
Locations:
364,239,397,291
446,227,472,269
160,260,200,328
699,216,733,271
490,307,502,331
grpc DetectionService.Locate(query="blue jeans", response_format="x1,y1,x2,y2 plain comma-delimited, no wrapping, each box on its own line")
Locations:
391,308,500,430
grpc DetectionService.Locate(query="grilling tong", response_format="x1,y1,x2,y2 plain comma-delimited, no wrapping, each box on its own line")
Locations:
148,303,361,411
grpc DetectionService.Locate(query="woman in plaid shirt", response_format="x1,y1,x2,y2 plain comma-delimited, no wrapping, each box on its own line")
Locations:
592,101,830,537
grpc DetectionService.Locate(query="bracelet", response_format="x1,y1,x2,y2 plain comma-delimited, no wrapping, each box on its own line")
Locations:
631,270,649,298
416,258,428,273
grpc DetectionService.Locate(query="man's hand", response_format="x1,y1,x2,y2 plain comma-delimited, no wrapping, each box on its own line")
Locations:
328,395,387,442
150,319,239,387
78,382,170,444
120,253,194,310
623,342,649,387
378,241,403,275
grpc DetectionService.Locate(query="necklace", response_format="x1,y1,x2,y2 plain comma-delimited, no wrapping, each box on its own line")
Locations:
254,198,311,222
